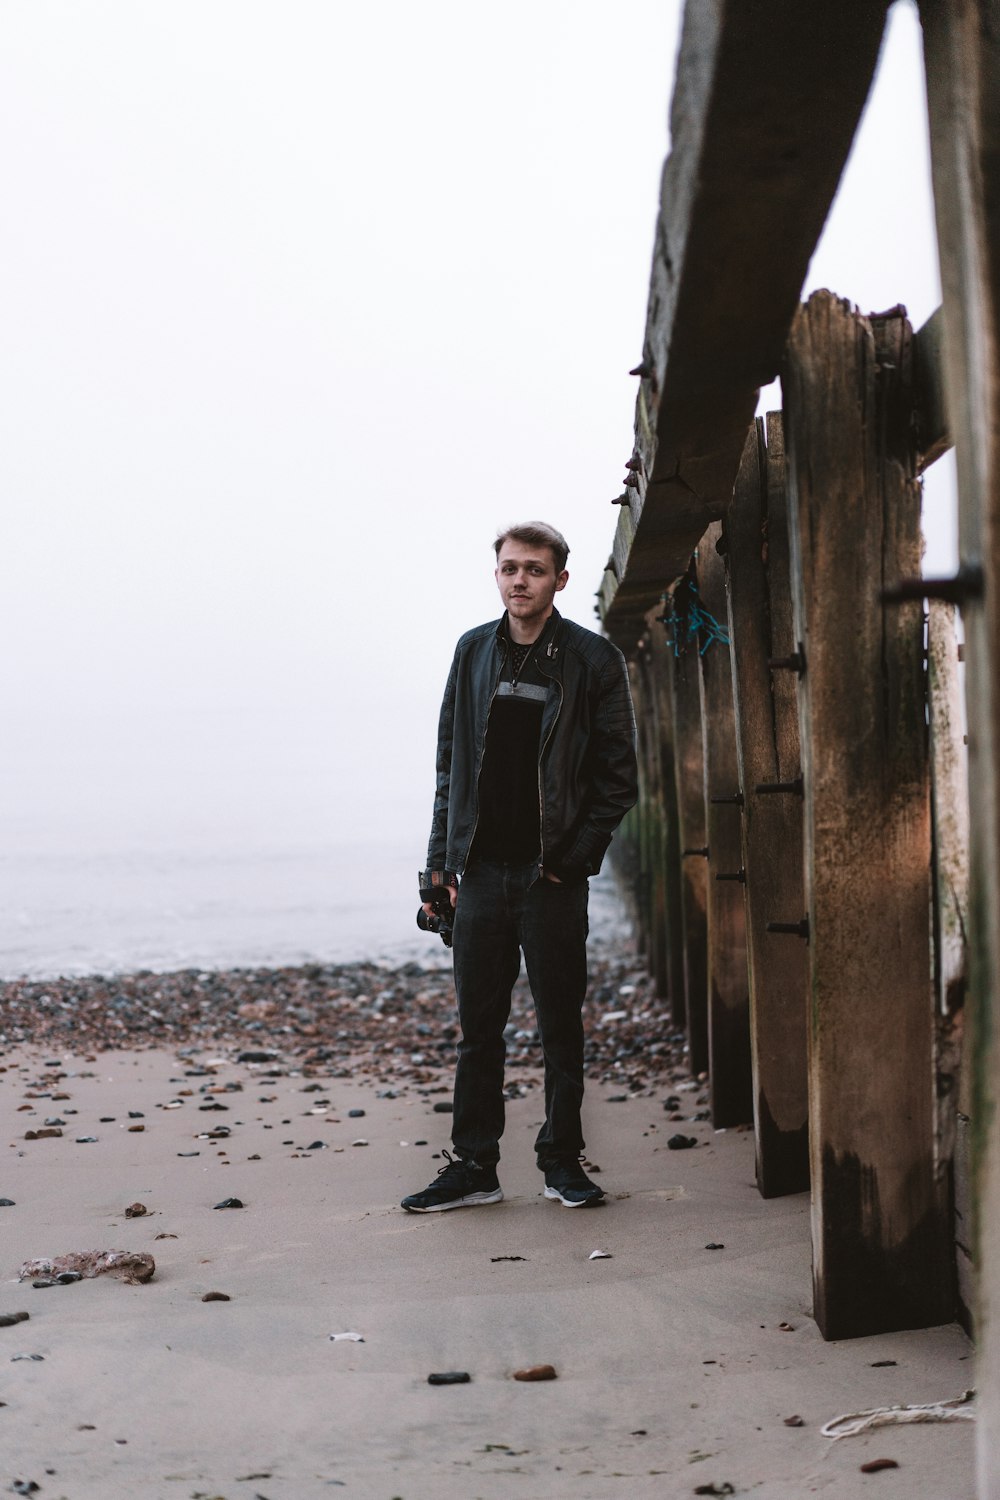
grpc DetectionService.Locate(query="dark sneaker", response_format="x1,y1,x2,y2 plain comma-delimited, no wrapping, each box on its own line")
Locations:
401,1151,503,1213
543,1161,605,1208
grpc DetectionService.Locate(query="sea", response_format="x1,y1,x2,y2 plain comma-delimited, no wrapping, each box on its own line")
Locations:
0,824,630,982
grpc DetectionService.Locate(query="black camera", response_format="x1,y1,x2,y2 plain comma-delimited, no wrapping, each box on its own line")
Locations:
417,870,457,948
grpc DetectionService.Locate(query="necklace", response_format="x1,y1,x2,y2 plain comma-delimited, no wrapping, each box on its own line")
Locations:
510,639,536,689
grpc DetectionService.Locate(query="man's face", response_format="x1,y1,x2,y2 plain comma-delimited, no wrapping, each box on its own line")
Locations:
495,539,568,632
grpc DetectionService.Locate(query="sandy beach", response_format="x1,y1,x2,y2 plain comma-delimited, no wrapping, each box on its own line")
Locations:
2,942,975,1500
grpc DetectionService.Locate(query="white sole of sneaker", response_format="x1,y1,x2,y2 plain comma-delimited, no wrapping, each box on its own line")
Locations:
403,1188,504,1213
543,1186,604,1207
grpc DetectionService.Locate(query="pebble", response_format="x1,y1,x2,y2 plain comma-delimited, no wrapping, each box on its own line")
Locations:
491,1255,526,1263
11,1353,44,1362
606,1093,628,1103
513,1364,557,1381
201,1292,231,1302
307,1141,326,1150
705,1242,725,1251
330,1332,365,1342
589,1250,612,1260
24,1128,62,1140
127,1124,145,1133
124,1203,148,1218
783,1415,805,1427
870,1359,897,1368
348,1108,366,1118
352,1139,369,1147
860,1459,899,1473
177,1151,200,1157
427,1370,470,1385
0,1312,30,1327
432,1101,453,1114
667,1134,697,1150
212,1198,244,1210
76,1136,98,1144
0,1199,15,1207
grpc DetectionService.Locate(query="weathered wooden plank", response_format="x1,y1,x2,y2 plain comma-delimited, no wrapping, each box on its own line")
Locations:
784,291,951,1339
928,600,971,1323
725,414,809,1197
914,307,951,470
599,0,891,644
669,585,710,1076
921,4,1000,1476
642,626,689,1023
698,522,752,1127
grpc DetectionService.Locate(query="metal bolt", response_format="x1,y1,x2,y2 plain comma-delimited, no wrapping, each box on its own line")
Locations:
768,644,806,676
881,564,984,606
755,777,804,798
710,791,744,807
715,868,746,883
767,916,810,941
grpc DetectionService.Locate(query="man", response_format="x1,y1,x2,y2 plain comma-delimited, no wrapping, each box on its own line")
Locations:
401,521,638,1213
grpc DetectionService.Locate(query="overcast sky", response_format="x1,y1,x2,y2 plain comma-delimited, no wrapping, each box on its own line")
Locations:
0,1,950,873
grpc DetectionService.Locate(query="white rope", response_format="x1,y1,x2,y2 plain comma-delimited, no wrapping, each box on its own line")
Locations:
821,1389,976,1440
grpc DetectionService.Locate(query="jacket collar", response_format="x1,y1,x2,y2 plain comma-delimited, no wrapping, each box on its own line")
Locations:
495,606,563,653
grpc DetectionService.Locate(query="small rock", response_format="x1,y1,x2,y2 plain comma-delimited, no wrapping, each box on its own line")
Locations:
352,1139,369,1147
778,1321,795,1332
11,1481,40,1495
783,1415,804,1427
0,1312,30,1327
693,1486,735,1498
870,1359,898,1368
348,1109,366,1118
432,1102,453,1114
589,1250,612,1260
307,1141,325,1150
237,1050,278,1064
212,1197,244,1210
428,1370,470,1384
512,1364,557,1381
330,1331,365,1342
0,1199,15,1207
24,1128,62,1141
177,1151,200,1157
124,1203,148,1218
154,1233,178,1240
705,1242,725,1251
859,1459,899,1473
128,1111,144,1119
76,1136,98,1144
127,1124,145,1133
491,1255,526,1263
606,1094,628,1103
11,1353,44,1361
43,1117,66,1127
201,1292,231,1302
667,1134,697,1150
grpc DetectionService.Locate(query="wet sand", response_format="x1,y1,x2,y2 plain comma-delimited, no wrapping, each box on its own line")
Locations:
1,945,975,1499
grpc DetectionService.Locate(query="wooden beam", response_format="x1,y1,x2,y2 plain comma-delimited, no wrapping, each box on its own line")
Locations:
698,522,752,1128
599,0,891,646
920,1,1000,1485
726,414,809,1197
669,586,710,1076
784,292,951,1340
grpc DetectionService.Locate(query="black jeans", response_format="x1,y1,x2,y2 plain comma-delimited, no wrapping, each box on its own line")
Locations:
450,857,589,1170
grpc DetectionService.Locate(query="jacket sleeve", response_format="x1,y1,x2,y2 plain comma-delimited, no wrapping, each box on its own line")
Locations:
550,648,638,880
425,649,459,871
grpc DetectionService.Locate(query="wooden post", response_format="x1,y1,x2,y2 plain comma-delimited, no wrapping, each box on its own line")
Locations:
643,624,689,1024
783,291,951,1339
669,572,710,1076
921,7,1000,1469
725,415,809,1196
928,600,972,1324
698,522,752,1127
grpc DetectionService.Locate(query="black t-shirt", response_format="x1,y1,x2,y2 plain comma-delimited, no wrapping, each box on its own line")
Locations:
471,619,555,864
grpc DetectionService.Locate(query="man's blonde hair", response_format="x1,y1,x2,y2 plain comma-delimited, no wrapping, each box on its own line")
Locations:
494,522,569,575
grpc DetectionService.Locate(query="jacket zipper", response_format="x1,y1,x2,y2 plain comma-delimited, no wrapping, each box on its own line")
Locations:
462,639,506,869
537,671,563,870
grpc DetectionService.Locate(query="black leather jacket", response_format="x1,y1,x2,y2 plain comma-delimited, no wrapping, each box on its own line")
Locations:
427,608,638,882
